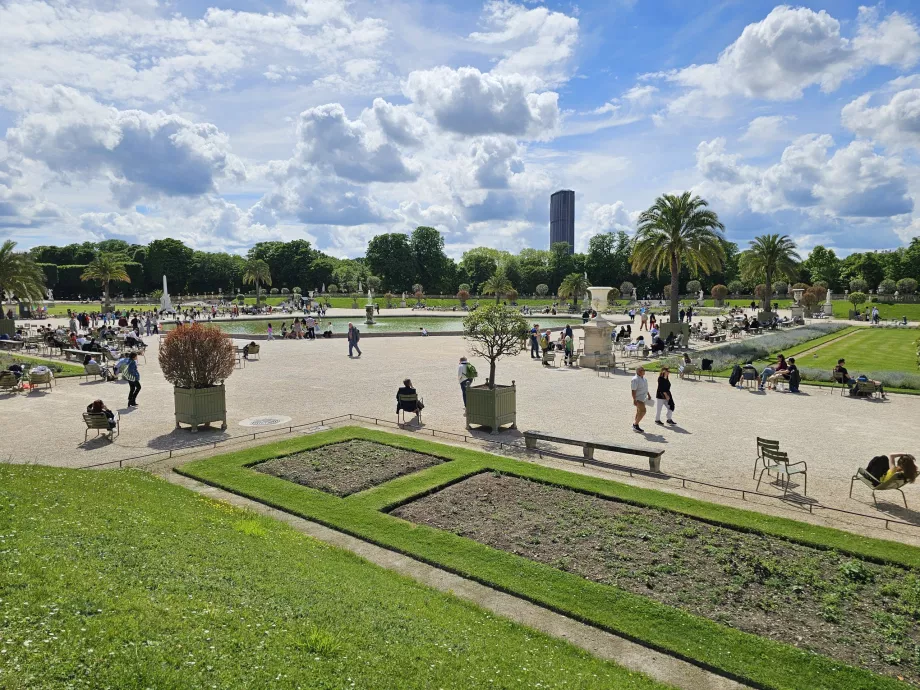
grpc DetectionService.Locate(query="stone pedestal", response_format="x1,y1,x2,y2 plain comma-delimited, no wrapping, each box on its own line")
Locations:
579,315,615,369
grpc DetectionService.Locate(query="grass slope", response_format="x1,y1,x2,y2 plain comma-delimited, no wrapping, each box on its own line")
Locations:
179,427,919,690
0,351,84,378
0,464,663,690
806,328,918,372
833,302,920,321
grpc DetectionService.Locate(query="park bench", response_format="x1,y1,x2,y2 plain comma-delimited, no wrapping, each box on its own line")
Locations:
62,348,89,361
523,430,664,472
0,340,24,351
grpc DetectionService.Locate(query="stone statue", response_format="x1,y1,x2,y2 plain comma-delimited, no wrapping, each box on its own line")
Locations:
699,289,704,301
321,283,325,293
358,281,362,294
46,288,53,301
161,275,175,313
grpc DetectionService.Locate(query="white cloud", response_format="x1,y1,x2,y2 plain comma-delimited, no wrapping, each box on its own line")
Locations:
292,103,417,183
652,5,920,117
696,134,914,220
0,0,389,104
577,201,636,251
469,0,579,87
842,88,920,150
740,115,796,142
404,66,559,138
5,86,245,208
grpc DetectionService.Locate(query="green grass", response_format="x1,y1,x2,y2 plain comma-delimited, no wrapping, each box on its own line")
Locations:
0,351,84,378
805,328,919,373
0,464,663,690
700,298,794,308
178,427,919,690
833,301,920,321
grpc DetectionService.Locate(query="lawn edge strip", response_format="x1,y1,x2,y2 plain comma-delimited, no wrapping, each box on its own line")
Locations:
177,426,913,690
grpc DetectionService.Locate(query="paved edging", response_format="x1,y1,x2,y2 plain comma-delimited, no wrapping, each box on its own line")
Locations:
164,471,748,690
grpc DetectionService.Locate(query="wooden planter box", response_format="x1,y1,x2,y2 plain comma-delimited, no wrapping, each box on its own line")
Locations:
466,383,516,434
0,320,14,337
174,384,227,432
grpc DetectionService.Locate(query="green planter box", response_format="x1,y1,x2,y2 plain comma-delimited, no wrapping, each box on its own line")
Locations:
0,319,14,337
174,384,227,432
466,383,516,434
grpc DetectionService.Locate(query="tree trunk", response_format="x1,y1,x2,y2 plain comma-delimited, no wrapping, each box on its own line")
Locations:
488,360,496,389
669,255,680,322
763,271,772,313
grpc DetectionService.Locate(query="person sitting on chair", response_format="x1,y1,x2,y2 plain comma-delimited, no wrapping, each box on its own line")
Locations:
859,453,917,487
86,399,117,440
664,331,677,351
83,354,115,381
650,333,666,354
396,378,423,422
678,353,692,378
242,341,257,359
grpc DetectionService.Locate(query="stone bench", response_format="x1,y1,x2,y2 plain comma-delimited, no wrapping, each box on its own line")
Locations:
523,430,664,472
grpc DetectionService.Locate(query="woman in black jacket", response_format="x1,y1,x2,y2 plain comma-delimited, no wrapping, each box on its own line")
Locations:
654,368,676,426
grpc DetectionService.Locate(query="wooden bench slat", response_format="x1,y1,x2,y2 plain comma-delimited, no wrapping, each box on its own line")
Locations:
523,430,664,472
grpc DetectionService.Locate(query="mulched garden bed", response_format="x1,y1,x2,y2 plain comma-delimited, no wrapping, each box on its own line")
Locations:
392,472,920,685
255,440,445,497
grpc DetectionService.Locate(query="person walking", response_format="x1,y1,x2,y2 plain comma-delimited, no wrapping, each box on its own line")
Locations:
654,367,676,426
639,309,648,331
458,356,474,406
267,323,274,341
631,366,651,433
347,322,362,357
123,352,141,407
530,324,539,359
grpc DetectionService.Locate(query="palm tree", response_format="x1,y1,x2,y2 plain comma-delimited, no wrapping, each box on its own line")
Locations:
81,253,130,308
558,273,589,307
243,259,272,305
631,192,726,322
0,240,47,312
739,235,801,313
481,270,514,304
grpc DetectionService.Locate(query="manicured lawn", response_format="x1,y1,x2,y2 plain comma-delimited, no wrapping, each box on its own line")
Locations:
833,301,920,321
0,351,84,378
179,427,918,690
0,464,662,690
700,298,794,308
806,328,919,373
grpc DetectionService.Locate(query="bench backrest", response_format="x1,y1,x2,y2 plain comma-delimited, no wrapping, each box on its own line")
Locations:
83,413,110,429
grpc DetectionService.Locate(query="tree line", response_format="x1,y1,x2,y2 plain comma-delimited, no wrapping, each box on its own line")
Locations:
8,195,920,310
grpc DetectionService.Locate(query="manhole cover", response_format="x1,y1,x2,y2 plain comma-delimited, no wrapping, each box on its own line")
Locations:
239,415,293,428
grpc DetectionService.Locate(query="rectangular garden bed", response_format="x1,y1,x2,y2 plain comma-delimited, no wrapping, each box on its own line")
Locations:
254,439,446,496
392,471,920,686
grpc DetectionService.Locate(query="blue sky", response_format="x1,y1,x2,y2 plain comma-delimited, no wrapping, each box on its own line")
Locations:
2,0,919,258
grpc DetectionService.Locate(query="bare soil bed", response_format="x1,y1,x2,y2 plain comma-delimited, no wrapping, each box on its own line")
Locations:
255,440,445,496
392,472,920,685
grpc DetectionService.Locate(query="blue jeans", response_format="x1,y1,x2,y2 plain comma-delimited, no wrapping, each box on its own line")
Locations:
349,341,361,356
760,367,774,386
460,379,471,406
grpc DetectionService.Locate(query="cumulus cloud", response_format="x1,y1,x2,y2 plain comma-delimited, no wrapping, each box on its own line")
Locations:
741,115,796,143
468,1,579,86
404,66,559,138
292,103,417,183
0,0,389,104
469,137,524,189
696,134,914,220
650,5,920,116
5,86,245,207
842,88,920,150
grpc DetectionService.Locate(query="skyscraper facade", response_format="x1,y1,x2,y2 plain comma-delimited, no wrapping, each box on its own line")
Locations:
549,189,575,254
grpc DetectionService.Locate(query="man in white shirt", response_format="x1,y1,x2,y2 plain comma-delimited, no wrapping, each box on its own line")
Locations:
631,366,651,433
458,356,472,406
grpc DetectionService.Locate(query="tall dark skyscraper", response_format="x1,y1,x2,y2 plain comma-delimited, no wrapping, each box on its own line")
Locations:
550,189,575,254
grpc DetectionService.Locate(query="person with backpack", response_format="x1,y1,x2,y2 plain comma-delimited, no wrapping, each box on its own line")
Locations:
347,322,362,357
123,352,141,407
458,356,476,406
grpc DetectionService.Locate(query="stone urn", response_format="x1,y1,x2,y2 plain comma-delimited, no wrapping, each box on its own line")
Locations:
587,287,612,312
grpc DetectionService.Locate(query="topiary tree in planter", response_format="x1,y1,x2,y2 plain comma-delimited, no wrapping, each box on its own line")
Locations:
457,289,470,306
727,280,745,295
606,287,621,305
878,279,897,295
384,292,394,308
619,281,635,299
849,278,868,294
711,284,728,305
462,304,528,433
849,291,867,318
159,324,236,432
896,278,917,295
535,283,548,297
686,279,702,297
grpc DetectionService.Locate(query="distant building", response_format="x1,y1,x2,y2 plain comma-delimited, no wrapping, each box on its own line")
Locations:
550,189,575,254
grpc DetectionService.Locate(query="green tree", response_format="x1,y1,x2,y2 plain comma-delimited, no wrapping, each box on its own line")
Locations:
727,280,745,295
549,242,575,293
366,233,416,292
535,283,549,296
410,226,450,293
878,279,897,295
81,253,130,307
841,252,884,290
849,291,867,309
739,234,801,312
558,272,590,307
0,240,47,307
462,304,528,388
803,246,841,290
631,192,726,322
849,278,868,293
897,278,918,295
243,259,272,305
686,280,702,296
585,231,632,288
459,248,500,293
481,270,514,304
146,238,193,292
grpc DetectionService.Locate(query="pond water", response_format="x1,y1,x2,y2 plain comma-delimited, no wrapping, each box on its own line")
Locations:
163,315,579,336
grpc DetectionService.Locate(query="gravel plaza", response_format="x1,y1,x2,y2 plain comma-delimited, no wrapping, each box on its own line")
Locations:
4,310,920,546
